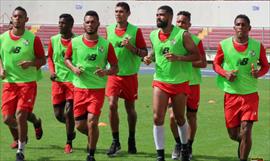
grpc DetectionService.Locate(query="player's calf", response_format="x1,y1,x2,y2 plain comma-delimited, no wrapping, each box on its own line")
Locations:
33,118,43,140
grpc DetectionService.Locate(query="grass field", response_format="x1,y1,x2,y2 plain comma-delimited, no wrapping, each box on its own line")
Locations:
0,71,269,161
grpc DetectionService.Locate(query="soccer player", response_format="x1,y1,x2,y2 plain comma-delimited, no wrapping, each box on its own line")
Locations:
213,14,269,161
47,14,76,154
144,5,200,161
0,6,46,161
5,20,43,150
168,11,207,160
105,2,147,156
64,10,118,161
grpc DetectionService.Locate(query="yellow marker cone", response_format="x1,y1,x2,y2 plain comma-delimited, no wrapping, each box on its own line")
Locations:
98,122,107,127
208,99,216,104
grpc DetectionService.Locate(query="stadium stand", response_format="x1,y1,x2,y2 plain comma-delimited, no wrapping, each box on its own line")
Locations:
202,27,270,50
0,24,269,50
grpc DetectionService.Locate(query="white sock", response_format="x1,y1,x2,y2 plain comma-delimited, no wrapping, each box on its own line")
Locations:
153,125,164,150
178,121,188,144
17,140,26,153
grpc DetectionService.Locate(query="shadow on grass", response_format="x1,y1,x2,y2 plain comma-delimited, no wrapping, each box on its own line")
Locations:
27,145,237,161
27,144,63,150
74,147,158,158
192,154,236,161
28,157,82,161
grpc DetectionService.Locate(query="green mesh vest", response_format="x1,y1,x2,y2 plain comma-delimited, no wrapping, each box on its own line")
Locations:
217,37,260,94
107,23,141,76
190,34,201,85
51,34,74,82
0,30,42,83
150,26,192,84
71,35,109,89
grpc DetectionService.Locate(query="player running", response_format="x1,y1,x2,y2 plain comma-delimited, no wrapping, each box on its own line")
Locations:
47,13,76,154
0,6,46,161
105,2,148,156
64,10,118,161
169,11,207,160
213,14,269,161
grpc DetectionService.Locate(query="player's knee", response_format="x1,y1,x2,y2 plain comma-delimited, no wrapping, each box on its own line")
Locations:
88,119,98,128
241,126,252,138
109,98,118,109
228,132,239,141
109,102,118,112
75,122,85,132
65,102,73,116
55,114,65,123
187,113,197,122
127,108,136,116
240,121,253,138
153,114,164,125
16,110,28,121
175,120,185,126
229,134,237,141
3,115,14,125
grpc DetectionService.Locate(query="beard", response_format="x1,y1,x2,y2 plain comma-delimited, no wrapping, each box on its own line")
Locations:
157,20,168,28
85,28,98,35
60,29,67,35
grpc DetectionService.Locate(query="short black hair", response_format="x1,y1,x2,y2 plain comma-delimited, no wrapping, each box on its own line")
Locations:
158,5,173,16
84,10,99,21
234,14,250,25
116,2,130,13
59,13,74,26
14,6,27,17
177,11,191,21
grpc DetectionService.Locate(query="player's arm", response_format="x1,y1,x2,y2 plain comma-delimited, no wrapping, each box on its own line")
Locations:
18,36,46,69
135,28,148,57
143,42,155,65
95,43,118,77
64,42,83,76
164,31,200,62
0,39,4,79
121,29,148,58
47,39,57,80
0,58,5,79
251,44,269,78
213,44,237,82
192,41,207,68
33,36,46,69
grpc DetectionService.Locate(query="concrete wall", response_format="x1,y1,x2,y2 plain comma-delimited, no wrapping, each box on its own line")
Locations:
0,0,269,27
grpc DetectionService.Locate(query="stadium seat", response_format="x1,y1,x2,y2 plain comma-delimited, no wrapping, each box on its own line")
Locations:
1,24,269,50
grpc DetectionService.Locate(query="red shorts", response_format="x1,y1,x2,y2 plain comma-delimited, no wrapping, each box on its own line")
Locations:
2,82,37,116
152,80,190,97
52,81,74,105
73,87,105,117
106,74,138,101
224,92,259,128
186,85,200,111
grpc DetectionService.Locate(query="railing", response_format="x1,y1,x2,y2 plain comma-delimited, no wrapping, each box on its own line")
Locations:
1,24,269,51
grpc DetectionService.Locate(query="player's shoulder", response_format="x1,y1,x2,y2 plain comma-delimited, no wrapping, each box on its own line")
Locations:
72,34,83,41
51,34,61,39
127,22,138,29
106,23,116,30
98,36,110,45
248,37,261,45
25,29,36,36
0,31,9,39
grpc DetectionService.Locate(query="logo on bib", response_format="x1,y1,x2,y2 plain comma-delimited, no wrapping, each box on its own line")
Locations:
249,50,256,57
23,40,30,46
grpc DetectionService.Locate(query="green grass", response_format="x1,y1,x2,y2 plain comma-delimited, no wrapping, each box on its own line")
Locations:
0,72,269,161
